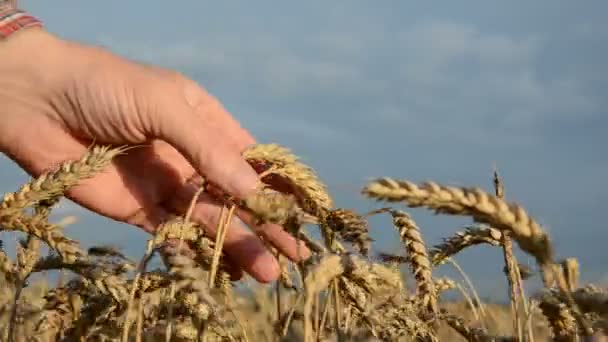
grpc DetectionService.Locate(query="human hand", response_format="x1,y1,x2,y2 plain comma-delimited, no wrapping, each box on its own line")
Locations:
0,27,309,282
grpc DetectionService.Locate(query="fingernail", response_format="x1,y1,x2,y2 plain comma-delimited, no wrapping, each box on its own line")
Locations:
232,162,260,199
253,255,280,283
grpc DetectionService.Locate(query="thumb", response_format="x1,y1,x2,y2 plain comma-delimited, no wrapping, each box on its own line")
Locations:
147,73,259,199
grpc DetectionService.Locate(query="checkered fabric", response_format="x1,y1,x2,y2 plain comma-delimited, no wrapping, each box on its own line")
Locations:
0,3,42,39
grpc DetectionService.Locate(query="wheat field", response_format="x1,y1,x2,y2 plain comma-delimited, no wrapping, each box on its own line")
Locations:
0,144,606,341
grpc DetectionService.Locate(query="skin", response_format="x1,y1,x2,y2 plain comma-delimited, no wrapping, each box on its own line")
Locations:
0,27,310,283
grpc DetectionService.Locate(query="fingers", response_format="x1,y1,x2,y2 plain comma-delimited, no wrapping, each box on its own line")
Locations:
184,83,257,151
185,178,312,263
163,239,244,281
157,111,258,200
234,207,311,262
143,66,255,150
147,74,258,200
167,183,281,283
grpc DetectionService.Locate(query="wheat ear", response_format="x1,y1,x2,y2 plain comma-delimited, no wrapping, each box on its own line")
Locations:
539,290,578,341
0,145,127,214
325,208,372,256
303,254,345,342
0,213,85,264
243,143,333,218
362,178,554,275
493,169,530,342
430,225,503,266
388,209,437,314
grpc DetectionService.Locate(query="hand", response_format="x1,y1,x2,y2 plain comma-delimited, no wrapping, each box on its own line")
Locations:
0,27,309,282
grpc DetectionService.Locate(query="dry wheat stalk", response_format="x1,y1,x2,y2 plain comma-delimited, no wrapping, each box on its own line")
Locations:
561,258,580,292
371,295,438,341
153,217,204,247
163,186,206,342
296,230,327,254
376,252,409,265
434,277,457,294
302,254,345,342
539,290,579,341
15,235,40,281
388,209,438,315
504,263,534,281
339,277,368,314
325,208,373,256
0,248,16,282
87,245,130,260
88,275,129,305
8,235,41,341
2,140,606,342
430,225,503,266
344,254,404,296
547,264,596,336
32,252,133,280
242,190,317,226
243,143,333,218
338,271,406,337
0,145,127,214
0,213,85,264
208,204,235,290
441,310,515,342
167,254,231,339
301,252,409,340
32,280,85,341
493,169,530,342
33,250,132,305
277,254,296,291
122,240,155,342
362,178,554,274
338,267,404,335
569,286,608,316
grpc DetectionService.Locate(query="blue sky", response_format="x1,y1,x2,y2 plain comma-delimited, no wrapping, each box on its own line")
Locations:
3,1,606,297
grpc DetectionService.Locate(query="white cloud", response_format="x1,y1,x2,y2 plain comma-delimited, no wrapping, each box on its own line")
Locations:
247,113,352,145
93,17,601,150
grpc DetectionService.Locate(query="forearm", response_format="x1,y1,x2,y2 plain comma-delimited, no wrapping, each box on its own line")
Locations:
1,2,50,88
0,4,68,153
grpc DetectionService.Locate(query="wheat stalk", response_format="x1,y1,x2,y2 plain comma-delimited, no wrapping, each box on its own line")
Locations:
0,141,605,341
430,225,503,266
243,143,333,218
539,290,578,341
303,254,345,342
493,169,530,342
362,178,554,277
325,208,372,256
0,145,127,214
0,213,85,264
386,209,437,315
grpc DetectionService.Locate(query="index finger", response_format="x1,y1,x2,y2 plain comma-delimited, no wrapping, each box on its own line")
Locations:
184,80,256,151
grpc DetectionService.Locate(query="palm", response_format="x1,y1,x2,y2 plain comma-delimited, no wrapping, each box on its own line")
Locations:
9,123,304,282
70,141,195,231
1,37,306,282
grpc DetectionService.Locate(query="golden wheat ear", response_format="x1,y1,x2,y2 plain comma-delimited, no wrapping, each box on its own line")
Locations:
362,178,554,272
0,145,129,214
2,143,605,341
243,143,333,218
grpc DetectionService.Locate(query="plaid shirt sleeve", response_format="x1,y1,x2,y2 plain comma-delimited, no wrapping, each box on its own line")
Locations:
0,2,43,39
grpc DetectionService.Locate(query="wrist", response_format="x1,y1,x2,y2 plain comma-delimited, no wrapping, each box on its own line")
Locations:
0,14,70,152
0,17,68,88
1,3,41,38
